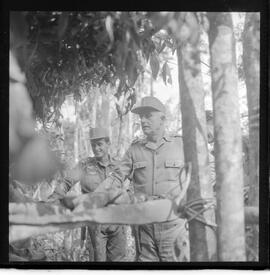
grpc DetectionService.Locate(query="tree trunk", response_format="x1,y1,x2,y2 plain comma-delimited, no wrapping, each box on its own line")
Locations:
242,12,260,261
74,105,79,163
244,206,259,224
100,85,110,129
176,13,217,261
87,88,97,128
116,116,124,157
95,89,102,128
208,12,246,261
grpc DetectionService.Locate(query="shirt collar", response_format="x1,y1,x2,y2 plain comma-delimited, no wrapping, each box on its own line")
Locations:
95,155,112,167
163,134,173,142
144,134,172,150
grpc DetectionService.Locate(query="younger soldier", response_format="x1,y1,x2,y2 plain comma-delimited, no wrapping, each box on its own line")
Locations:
62,128,126,262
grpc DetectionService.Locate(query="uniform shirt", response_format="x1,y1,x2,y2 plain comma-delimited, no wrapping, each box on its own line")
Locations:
64,156,122,194
116,134,185,197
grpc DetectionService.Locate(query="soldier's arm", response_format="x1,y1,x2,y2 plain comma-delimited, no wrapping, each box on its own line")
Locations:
94,148,133,193
51,163,83,199
70,152,134,209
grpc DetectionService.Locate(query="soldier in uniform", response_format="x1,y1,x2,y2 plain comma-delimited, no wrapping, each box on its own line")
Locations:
105,96,189,262
62,128,126,262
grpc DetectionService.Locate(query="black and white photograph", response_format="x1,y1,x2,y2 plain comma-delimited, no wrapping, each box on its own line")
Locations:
3,9,269,269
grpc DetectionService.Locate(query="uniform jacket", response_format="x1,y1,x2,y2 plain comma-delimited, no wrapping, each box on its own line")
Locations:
64,156,122,194
116,134,185,197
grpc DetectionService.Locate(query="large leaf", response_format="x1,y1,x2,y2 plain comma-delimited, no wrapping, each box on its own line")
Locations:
126,52,139,87
149,53,160,80
105,15,114,42
161,61,172,85
11,135,61,184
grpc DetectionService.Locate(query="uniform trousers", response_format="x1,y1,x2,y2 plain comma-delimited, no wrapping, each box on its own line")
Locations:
133,218,189,262
88,224,126,261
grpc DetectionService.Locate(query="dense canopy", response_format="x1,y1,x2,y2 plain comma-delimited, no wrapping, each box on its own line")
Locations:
12,11,182,122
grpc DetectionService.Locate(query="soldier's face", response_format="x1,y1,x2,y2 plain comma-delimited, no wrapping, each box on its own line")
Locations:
139,110,165,137
91,138,110,159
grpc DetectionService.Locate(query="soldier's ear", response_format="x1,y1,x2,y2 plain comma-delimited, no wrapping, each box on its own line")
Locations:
159,112,166,121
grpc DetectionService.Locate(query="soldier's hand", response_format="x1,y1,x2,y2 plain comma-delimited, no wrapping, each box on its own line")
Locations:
108,189,131,204
72,192,110,212
59,196,76,210
94,177,114,192
65,166,83,183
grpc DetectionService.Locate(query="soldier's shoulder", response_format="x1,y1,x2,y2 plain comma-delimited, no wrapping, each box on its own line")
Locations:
167,134,183,145
166,133,183,140
110,156,121,164
131,136,146,145
173,134,183,139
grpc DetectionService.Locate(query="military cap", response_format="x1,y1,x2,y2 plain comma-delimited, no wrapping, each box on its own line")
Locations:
89,127,109,140
131,96,166,115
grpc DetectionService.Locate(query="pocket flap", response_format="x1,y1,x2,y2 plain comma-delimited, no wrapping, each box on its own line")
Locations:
165,160,182,168
133,161,147,169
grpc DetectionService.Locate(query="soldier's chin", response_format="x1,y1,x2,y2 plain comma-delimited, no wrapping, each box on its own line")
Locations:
94,152,104,158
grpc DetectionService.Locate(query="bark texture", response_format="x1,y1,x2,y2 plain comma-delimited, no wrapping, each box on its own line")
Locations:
242,12,260,261
208,12,246,261
177,13,217,261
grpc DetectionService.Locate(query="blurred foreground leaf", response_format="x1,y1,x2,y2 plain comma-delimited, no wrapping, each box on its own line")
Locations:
11,136,61,184
10,198,182,243
9,162,192,243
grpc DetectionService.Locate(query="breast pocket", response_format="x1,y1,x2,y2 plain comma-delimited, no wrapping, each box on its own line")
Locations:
164,159,182,181
133,161,147,170
132,161,147,183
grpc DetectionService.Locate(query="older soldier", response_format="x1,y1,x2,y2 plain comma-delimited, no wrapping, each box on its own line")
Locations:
63,128,126,262
106,96,189,262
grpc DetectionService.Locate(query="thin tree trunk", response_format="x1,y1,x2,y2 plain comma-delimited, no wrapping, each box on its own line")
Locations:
150,77,154,96
95,89,102,128
100,85,110,129
177,23,217,260
74,105,79,163
208,12,246,261
242,12,260,261
117,116,124,157
88,88,97,128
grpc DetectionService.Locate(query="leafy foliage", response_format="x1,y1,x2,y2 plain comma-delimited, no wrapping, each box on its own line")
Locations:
15,12,163,123
12,11,202,124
